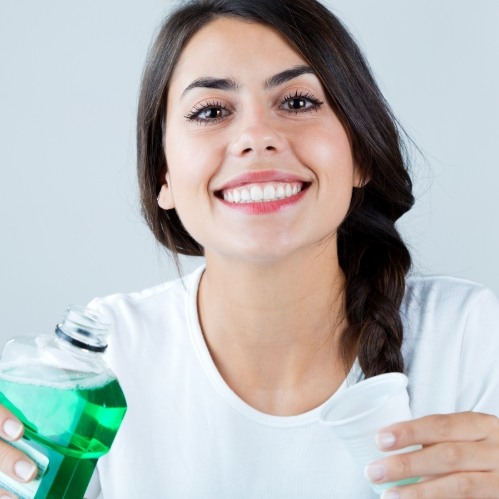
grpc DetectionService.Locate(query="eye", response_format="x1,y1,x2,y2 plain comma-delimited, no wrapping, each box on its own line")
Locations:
280,91,323,114
185,101,230,124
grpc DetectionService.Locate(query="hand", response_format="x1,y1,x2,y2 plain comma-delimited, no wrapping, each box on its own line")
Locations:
364,412,499,498
0,405,37,497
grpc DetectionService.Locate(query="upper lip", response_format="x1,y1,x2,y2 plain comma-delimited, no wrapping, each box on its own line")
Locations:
215,170,311,192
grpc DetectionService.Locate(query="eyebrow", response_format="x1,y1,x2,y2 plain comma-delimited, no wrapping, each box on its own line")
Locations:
264,65,315,90
181,64,315,97
182,77,238,97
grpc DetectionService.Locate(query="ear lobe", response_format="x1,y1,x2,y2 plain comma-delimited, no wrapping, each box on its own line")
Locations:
353,165,370,188
157,178,175,210
354,177,369,188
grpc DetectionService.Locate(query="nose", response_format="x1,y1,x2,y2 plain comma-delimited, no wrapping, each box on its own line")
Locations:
229,117,287,158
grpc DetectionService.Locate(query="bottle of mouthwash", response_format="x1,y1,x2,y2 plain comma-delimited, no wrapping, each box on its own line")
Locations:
0,305,127,499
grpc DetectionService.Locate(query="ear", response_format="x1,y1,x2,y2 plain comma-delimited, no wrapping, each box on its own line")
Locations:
353,163,369,188
157,173,175,210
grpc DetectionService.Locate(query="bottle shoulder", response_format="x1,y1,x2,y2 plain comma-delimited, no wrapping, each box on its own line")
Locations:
0,335,114,387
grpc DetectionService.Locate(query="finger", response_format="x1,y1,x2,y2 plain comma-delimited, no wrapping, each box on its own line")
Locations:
376,412,499,451
0,440,37,483
0,407,23,442
366,441,499,485
0,488,18,499
380,472,499,499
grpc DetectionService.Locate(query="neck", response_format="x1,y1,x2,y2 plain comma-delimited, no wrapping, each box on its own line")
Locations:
197,244,350,415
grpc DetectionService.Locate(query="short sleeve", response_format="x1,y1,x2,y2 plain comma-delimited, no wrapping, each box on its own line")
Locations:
456,287,499,415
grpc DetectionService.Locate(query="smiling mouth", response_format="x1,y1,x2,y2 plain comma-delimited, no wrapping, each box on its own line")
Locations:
217,181,310,204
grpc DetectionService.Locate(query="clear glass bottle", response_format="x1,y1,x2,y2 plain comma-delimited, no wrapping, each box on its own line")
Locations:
0,305,127,499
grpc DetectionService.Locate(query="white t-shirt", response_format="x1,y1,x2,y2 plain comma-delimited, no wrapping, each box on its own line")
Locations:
85,265,499,498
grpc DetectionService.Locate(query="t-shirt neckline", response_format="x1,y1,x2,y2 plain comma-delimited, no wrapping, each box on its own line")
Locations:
185,265,363,428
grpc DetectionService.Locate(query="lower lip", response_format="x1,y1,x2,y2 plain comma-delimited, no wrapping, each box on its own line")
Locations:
218,188,307,215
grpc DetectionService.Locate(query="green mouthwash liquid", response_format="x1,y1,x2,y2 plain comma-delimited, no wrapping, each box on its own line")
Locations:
0,306,127,499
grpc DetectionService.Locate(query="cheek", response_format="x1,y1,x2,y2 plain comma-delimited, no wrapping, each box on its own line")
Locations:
295,126,355,176
163,139,221,225
164,135,204,188
165,128,225,183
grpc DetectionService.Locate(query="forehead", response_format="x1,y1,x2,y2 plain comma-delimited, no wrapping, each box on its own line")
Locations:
169,17,308,91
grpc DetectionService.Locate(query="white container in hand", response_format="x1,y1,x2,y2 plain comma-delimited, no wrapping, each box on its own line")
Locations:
319,372,421,493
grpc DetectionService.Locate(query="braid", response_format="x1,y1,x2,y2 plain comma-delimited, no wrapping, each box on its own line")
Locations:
338,180,413,377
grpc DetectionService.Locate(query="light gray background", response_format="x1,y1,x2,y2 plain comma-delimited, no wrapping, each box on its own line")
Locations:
1,1,498,346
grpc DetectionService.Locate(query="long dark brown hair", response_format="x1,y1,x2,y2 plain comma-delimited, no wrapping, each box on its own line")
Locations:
137,0,414,377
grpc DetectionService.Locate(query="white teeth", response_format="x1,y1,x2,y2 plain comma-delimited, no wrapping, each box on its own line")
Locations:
222,182,303,203
263,184,275,200
250,185,263,201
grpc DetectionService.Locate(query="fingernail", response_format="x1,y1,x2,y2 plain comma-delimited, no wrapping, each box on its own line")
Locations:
14,460,37,481
3,419,23,440
364,463,386,482
381,490,400,499
376,431,396,449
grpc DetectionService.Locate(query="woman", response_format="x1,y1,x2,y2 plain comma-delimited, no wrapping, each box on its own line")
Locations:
1,0,499,497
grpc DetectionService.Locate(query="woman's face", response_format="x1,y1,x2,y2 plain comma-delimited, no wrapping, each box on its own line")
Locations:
159,17,361,263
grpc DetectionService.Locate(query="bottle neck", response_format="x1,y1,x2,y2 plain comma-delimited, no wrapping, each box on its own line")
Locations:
56,305,110,354
55,325,107,353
